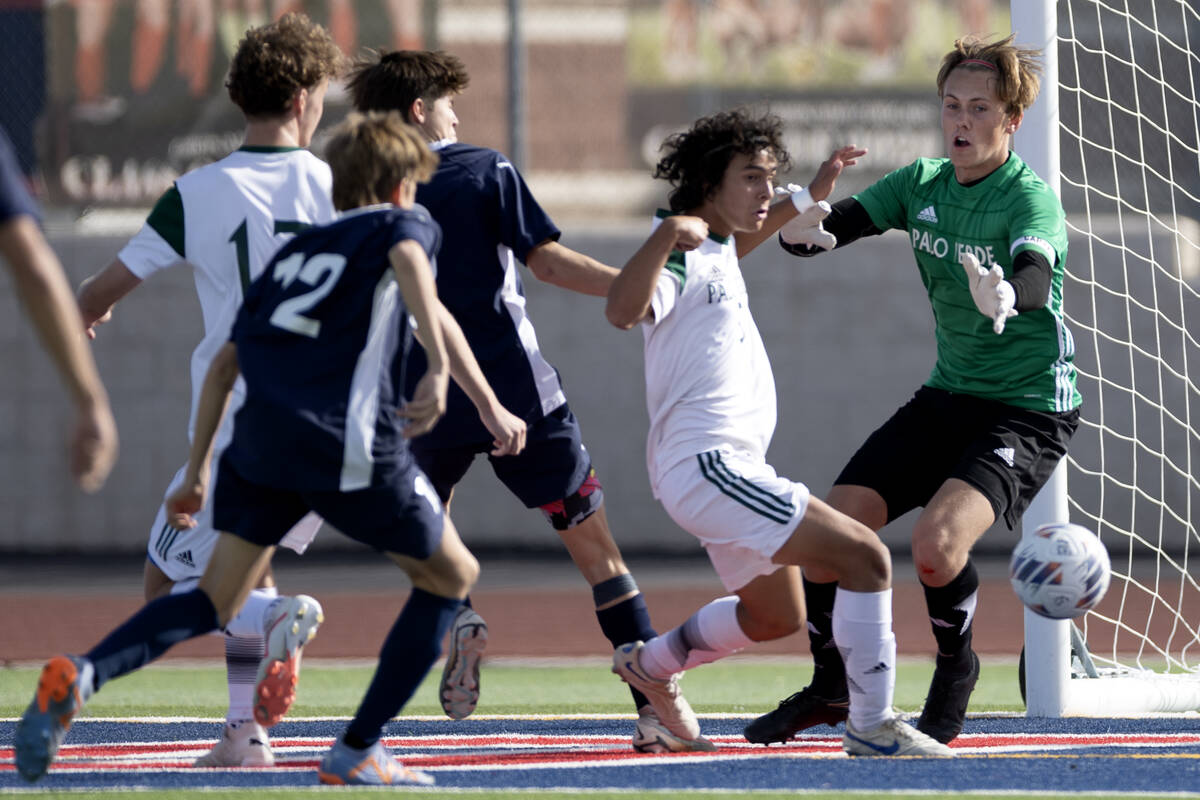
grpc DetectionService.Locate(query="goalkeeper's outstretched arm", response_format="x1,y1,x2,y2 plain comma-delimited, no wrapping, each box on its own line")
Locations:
779,197,882,257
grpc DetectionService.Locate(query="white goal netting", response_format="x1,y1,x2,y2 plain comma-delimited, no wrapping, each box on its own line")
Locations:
1056,0,1200,686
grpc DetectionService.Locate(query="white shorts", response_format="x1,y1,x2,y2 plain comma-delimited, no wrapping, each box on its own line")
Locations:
147,461,322,582
657,449,810,592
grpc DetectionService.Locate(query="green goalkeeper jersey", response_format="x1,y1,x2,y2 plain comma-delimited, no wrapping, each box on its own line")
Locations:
854,152,1081,413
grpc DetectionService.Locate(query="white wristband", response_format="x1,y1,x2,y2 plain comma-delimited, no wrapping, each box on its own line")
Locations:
789,186,815,214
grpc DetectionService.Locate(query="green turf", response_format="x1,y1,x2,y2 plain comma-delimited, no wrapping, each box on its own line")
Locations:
0,657,1025,718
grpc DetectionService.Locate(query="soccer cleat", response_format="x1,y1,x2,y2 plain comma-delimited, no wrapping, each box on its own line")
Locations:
317,739,434,786
612,641,702,742
916,650,980,744
633,706,717,753
193,719,274,767
743,686,850,744
843,716,954,757
254,594,323,727
440,605,488,720
14,655,94,782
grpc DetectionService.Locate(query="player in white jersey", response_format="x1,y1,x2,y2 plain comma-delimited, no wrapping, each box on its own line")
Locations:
74,13,345,767
605,109,951,757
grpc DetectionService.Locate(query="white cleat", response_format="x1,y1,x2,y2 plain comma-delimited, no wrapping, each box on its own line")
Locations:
254,594,323,727
633,706,716,753
843,716,954,757
193,719,275,767
440,606,488,720
612,641,702,742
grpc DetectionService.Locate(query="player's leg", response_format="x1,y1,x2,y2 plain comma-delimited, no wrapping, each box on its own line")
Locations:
910,478,990,744
13,532,270,782
312,467,469,786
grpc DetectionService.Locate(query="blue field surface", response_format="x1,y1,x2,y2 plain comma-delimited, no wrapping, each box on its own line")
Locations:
3,716,1200,794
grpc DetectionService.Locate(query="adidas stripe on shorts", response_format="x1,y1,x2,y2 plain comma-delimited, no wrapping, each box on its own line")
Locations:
656,448,810,592
147,461,322,582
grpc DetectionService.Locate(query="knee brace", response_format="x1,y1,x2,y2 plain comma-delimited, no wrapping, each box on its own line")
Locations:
539,467,604,531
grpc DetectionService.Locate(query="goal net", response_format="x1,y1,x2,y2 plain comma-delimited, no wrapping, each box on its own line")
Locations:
1019,0,1200,714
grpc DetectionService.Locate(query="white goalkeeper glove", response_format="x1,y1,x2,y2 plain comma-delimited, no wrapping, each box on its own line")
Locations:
776,184,836,250
960,251,1017,334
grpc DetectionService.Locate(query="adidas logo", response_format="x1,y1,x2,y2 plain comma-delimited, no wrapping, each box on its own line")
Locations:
993,447,1016,467
917,205,938,223
174,549,195,568
865,661,891,674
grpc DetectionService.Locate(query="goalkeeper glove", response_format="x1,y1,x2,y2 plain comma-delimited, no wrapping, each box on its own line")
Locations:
960,251,1017,334
776,184,836,250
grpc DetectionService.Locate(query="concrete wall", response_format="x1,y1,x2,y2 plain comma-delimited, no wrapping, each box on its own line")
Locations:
0,225,1021,557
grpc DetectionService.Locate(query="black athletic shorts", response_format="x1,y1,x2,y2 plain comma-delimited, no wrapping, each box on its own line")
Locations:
835,385,1080,528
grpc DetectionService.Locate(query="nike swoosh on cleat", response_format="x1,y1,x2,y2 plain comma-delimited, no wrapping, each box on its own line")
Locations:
846,732,900,755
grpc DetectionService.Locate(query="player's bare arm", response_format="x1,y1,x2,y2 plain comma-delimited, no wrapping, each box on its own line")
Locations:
0,216,119,492
77,259,144,339
166,341,239,528
734,145,866,257
606,215,707,329
389,237,449,438
526,239,621,297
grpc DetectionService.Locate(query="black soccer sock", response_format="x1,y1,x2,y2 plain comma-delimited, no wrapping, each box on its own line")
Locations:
802,576,847,698
86,589,220,691
344,588,460,748
922,560,979,671
594,574,656,710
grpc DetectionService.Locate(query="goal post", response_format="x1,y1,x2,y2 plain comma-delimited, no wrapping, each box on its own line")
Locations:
1014,0,1200,716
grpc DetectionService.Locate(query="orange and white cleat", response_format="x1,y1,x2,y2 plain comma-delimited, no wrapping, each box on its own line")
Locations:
254,595,323,727
318,739,434,786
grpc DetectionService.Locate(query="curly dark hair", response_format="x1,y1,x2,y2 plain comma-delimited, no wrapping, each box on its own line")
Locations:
348,49,470,120
654,109,791,213
226,13,345,117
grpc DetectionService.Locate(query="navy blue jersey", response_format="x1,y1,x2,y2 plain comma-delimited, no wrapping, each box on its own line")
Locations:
410,142,565,447
0,127,38,224
225,205,442,491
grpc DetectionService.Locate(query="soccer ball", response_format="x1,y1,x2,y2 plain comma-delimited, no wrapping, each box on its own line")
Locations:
1009,522,1111,619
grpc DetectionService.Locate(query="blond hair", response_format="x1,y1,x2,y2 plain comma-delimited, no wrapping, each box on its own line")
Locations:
324,112,439,211
936,34,1043,116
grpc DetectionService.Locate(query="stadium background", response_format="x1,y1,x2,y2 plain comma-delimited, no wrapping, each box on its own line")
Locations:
0,0,1037,561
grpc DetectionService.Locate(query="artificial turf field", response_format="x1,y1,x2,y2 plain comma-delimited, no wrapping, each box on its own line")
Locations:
3,658,1200,798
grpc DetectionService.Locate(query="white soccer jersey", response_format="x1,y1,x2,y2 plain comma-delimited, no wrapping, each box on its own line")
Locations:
118,147,335,450
641,212,778,493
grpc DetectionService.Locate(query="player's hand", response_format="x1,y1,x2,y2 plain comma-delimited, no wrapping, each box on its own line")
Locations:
480,403,527,457
399,370,448,438
779,198,836,250
166,479,206,529
667,215,708,252
808,145,867,202
84,308,113,340
69,400,118,493
960,251,1017,334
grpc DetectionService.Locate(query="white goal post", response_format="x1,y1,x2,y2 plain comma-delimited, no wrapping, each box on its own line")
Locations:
1014,0,1200,715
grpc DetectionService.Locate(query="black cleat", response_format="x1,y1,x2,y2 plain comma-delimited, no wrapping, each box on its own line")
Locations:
743,686,850,744
916,650,980,744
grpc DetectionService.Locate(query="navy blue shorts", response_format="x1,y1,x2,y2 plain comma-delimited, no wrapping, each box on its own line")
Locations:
835,385,1079,529
412,403,591,508
212,452,445,560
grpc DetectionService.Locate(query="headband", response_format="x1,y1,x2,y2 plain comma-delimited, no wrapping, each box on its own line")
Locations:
961,58,997,70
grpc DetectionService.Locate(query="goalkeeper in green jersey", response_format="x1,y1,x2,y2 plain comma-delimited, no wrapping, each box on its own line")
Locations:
745,34,1081,747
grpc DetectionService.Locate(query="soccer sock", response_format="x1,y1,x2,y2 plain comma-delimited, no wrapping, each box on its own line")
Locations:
640,596,753,678
342,588,460,749
222,586,278,637
922,561,979,671
832,587,895,731
85,589,220,691
223,634,263,722
803,576,848,698
593,574,657,709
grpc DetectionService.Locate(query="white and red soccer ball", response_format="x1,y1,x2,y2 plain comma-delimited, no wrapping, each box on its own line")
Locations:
1009,522,1111,619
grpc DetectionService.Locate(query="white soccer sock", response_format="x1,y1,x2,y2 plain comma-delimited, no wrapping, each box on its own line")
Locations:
223,586,279,638
640,596,754,678
832,587,896,730
224,634,264,722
